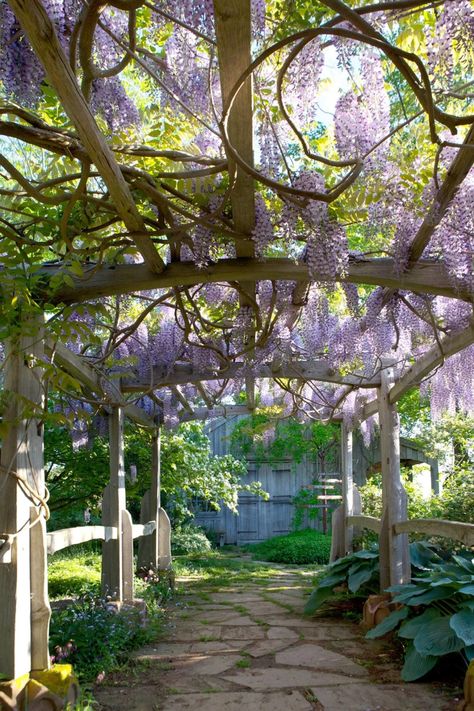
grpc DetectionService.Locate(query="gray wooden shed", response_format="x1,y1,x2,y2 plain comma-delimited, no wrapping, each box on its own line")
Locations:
195,417,437,545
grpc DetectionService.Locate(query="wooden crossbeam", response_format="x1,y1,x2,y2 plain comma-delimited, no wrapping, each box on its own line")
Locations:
8,0,163,273
45,341,157,428
361,323,474,420
122,358,381,391
39,257,471,304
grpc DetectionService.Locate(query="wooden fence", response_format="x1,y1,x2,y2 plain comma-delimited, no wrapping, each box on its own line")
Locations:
46,505,172,602
345,514,474,547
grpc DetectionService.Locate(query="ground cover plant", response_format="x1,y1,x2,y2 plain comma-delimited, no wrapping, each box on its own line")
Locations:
243,529,332,565
172,550,288,589
48,546,102,599
49,594,162,682
48,546,169,682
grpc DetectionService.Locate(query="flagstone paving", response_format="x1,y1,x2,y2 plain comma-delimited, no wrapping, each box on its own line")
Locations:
93,563,460,711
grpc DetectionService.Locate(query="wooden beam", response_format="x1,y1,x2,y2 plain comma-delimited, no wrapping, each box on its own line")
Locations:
101,407,127,599
40,258,471,305
408,125,474,264
0,313,49,678
394,518,474,546
47,525,117,555
341,423,354,555
361,323,474,420
214,0,256,412
179,404,254,421
122,358,381,391
137,430,161,571
378,363,410,590
346,514,382,534
214,0,255,251
8,0,163,273
45,340,157,428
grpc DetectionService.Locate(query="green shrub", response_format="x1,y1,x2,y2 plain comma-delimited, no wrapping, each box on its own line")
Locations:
48,547,102,598
244,529,332,565
49,594,160,681
171,524,212,555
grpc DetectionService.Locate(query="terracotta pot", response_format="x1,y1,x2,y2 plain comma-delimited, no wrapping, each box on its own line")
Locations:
457,661,474,711
361,593,395,629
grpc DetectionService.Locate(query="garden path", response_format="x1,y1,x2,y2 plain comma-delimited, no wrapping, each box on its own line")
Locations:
93,558,459,711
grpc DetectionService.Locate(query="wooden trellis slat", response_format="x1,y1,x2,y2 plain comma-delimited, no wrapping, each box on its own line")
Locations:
45,341,157,428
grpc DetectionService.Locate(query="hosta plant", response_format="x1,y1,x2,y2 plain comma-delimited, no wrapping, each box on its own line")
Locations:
366,546,474,681
304,547,380,615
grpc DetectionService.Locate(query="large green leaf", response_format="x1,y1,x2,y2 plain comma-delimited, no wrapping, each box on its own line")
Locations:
452,555,474,574
352,550,379,559
414,616,464,656
348,563,378,593
409,541,442,570
391,585,431,604
398,608,441,639
365,606,409,639
405,585,455,606
401,643,438,681
450,610,474,646
459,584,474,596
465,645,474,662
304,585,334,615
318,572,347,589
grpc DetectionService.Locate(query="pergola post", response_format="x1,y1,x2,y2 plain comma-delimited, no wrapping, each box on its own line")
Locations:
341,423,354,555
102,406,133,600
377,364,411,590
138,429,161,571
0,313,50,679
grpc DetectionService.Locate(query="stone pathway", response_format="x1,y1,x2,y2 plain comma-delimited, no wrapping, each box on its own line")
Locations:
94,564,459,711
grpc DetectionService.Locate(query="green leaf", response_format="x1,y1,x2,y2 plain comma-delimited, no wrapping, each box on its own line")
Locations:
365,606,409,639
452,555,474,573
391,585,431,604
465,645,474,662
352,550,379,559
348,563,377,593
414,616,464,657
450,610,474,646
459,585,474,596
409,541,442,570
405,586,455,606
304,585,334,615
401,643,438,682
318,572,347,589
398,608,441,639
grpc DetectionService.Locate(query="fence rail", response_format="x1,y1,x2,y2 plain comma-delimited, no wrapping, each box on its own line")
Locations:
46,520,161,556
346,514,474,545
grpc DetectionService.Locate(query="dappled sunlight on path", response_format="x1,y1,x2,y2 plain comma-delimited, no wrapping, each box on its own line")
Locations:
93,558,459,711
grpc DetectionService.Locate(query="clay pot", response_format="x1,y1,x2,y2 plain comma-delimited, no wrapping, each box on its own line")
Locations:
457,661,474,711
361,593,395,629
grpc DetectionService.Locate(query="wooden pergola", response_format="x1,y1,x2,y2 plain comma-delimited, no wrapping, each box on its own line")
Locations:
1,0,474,703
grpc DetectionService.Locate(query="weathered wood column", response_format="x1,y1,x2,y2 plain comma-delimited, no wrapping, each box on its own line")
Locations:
377,364,411,590
102,406,133,600
0,314,50,679
138,428,172,572
138,429,161,571
341,423,354,555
